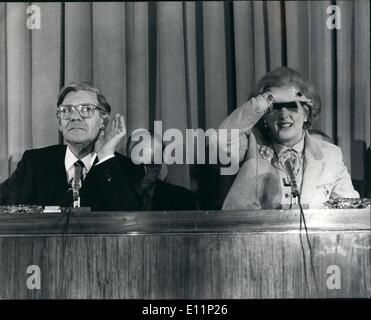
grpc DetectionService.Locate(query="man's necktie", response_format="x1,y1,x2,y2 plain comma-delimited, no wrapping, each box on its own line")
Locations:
73,160,85,186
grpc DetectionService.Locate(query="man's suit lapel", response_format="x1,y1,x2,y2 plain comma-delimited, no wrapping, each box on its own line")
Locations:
300,132,324,205
38,145,67,204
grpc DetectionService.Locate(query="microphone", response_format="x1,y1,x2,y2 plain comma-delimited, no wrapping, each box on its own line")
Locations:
284,159,299,197
72,161,84,208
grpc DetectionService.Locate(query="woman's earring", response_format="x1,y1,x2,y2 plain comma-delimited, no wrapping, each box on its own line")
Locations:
263,120,268,128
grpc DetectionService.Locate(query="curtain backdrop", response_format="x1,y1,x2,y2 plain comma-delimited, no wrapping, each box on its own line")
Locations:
0,1,370,198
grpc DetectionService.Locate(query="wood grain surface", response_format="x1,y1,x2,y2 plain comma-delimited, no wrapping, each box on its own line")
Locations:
0,208,369,235
0,209,370,299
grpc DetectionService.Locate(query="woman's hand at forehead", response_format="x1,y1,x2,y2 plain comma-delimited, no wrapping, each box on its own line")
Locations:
267,86,313,106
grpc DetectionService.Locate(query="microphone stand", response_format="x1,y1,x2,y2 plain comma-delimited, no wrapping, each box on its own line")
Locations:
72,180,81,208
284,159,299,198
71,165,82,208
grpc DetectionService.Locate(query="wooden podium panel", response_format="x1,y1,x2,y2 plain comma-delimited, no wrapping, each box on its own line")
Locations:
0,209,370,299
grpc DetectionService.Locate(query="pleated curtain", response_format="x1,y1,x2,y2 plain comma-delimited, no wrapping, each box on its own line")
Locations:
0,1,370,195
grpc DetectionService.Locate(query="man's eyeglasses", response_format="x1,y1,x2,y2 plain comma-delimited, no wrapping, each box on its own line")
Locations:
56,103,108,119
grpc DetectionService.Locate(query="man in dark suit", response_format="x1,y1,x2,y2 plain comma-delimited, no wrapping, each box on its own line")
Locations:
127,129,198,211
0,82,139,211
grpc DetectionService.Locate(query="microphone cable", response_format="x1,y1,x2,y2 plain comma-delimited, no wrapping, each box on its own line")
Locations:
284,157,319,297
297,193,319,298
298,203,310,298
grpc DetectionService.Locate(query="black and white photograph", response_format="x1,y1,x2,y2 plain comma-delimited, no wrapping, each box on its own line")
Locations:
0,0,370,309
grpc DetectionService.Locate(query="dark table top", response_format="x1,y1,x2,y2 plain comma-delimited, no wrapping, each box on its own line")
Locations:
0,208,369,236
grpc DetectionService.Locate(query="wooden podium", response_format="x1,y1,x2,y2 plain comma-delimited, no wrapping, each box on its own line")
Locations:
0,209,370,299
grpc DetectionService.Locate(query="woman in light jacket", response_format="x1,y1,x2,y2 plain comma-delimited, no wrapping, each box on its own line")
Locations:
217,67,359,210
